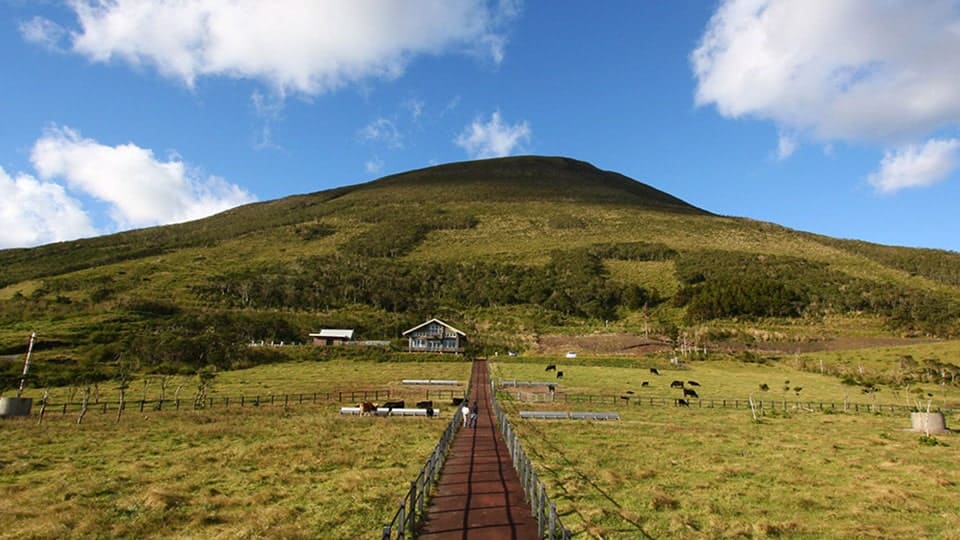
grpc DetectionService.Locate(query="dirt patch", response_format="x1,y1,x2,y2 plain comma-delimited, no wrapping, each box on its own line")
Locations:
535,333,673,356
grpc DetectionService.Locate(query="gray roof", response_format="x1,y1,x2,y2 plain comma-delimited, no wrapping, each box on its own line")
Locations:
309,329,354,339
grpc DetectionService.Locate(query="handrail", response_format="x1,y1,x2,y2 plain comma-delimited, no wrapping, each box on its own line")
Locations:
490,378,572,540
381,361,475,539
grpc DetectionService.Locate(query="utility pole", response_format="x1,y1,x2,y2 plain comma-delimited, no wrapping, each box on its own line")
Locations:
17,332,36,398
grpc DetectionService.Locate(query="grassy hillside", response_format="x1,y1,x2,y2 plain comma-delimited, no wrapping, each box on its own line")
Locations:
1,155,959,390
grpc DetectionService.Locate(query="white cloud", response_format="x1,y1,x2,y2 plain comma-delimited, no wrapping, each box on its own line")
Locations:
692,0,960,143
454,111,530,159
0,166,97,249
365,157,385,174
18,16,67,51
30,126,256,229
45,0,516,95
405,98,425,120
776,132,796,160
359,118,403,149
867,138,960,193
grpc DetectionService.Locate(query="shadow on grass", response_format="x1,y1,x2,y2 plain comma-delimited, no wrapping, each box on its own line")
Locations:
517,411,655,539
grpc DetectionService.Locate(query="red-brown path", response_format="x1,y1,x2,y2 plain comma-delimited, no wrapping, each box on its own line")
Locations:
417,359,540,539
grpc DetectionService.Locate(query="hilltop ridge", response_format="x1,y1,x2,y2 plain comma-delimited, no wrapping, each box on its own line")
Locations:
352,156,708,213
1,155,959,379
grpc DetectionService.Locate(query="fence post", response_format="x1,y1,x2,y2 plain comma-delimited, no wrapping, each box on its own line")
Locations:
538,483,547,537
406,481,416,534
397,504,405,540
549,502,557,540
381,525,391,540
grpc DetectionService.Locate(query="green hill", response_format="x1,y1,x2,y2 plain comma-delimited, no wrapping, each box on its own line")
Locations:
1,155,959,386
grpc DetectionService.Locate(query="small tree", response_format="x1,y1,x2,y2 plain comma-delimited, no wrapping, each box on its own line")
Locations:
77,386,91,425
193,367,217,410
37,388,50,425
116,364,130,424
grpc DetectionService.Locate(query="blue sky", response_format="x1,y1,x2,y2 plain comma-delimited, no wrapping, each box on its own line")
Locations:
2,1,959,251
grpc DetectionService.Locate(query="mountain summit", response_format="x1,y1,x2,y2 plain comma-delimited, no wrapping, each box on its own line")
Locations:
349,156,707,213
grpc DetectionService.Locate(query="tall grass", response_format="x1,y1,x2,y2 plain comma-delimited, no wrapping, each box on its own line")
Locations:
492,360,960,538
0,360,470,539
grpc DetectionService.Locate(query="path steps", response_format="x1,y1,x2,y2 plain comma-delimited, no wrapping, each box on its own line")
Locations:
417,360,540,539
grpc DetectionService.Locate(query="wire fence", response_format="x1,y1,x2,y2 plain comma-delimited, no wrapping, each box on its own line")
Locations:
502,389,954,416
380,363,474,539
491,379,572,540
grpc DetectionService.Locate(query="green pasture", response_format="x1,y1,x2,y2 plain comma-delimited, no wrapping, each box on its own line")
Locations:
491,349,960,408
12,359,472,406
491,360,960,539
0,360,470,539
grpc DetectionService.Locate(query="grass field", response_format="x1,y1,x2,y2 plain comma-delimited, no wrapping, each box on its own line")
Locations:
0,360,471,540
492,360,960,539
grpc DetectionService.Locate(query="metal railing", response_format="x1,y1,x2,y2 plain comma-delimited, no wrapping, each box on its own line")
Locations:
491,379,572,540
380,362,475,539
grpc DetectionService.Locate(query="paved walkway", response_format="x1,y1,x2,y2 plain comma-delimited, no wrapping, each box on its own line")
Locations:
418,360,540,540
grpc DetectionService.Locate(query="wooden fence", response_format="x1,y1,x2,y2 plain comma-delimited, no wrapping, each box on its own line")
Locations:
491,379,572,540
381,363,474,539
29,387,477,418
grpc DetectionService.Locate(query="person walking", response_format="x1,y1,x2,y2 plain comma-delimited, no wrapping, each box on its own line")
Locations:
461,401,470,427
469,402,479,428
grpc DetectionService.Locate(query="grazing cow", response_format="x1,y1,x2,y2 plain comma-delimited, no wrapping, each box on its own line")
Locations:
545,364,557,372
625,390,634,395
641,381,649,387
670,380,685,389
381,401,404,412
358,402,378,416
688,380,701,387
416,400,433,410
452,397,465,406
650,368,660,375
620,395,630,402
556,371,564,379
683,388,699,399
677,398,690,407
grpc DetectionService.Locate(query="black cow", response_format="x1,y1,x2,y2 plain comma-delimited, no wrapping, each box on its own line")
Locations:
688,380,701,387
625,390,634,395
641,381,649,387
416,400,433,410
670,380,685,389
556,371,564,379
545,364,557,372
650,368,660,375
381,400,404,410
677,398,690,407
683,388,699,399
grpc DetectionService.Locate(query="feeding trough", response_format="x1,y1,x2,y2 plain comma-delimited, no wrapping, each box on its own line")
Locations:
910,412,949,434
0,397,33,418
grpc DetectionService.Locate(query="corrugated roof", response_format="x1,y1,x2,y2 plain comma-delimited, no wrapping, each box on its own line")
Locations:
308,329,354,339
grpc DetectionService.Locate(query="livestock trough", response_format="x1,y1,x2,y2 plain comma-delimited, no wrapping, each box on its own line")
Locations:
401,379,462,386
500,380,557,387
519,410,620,421
340,407,440,417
